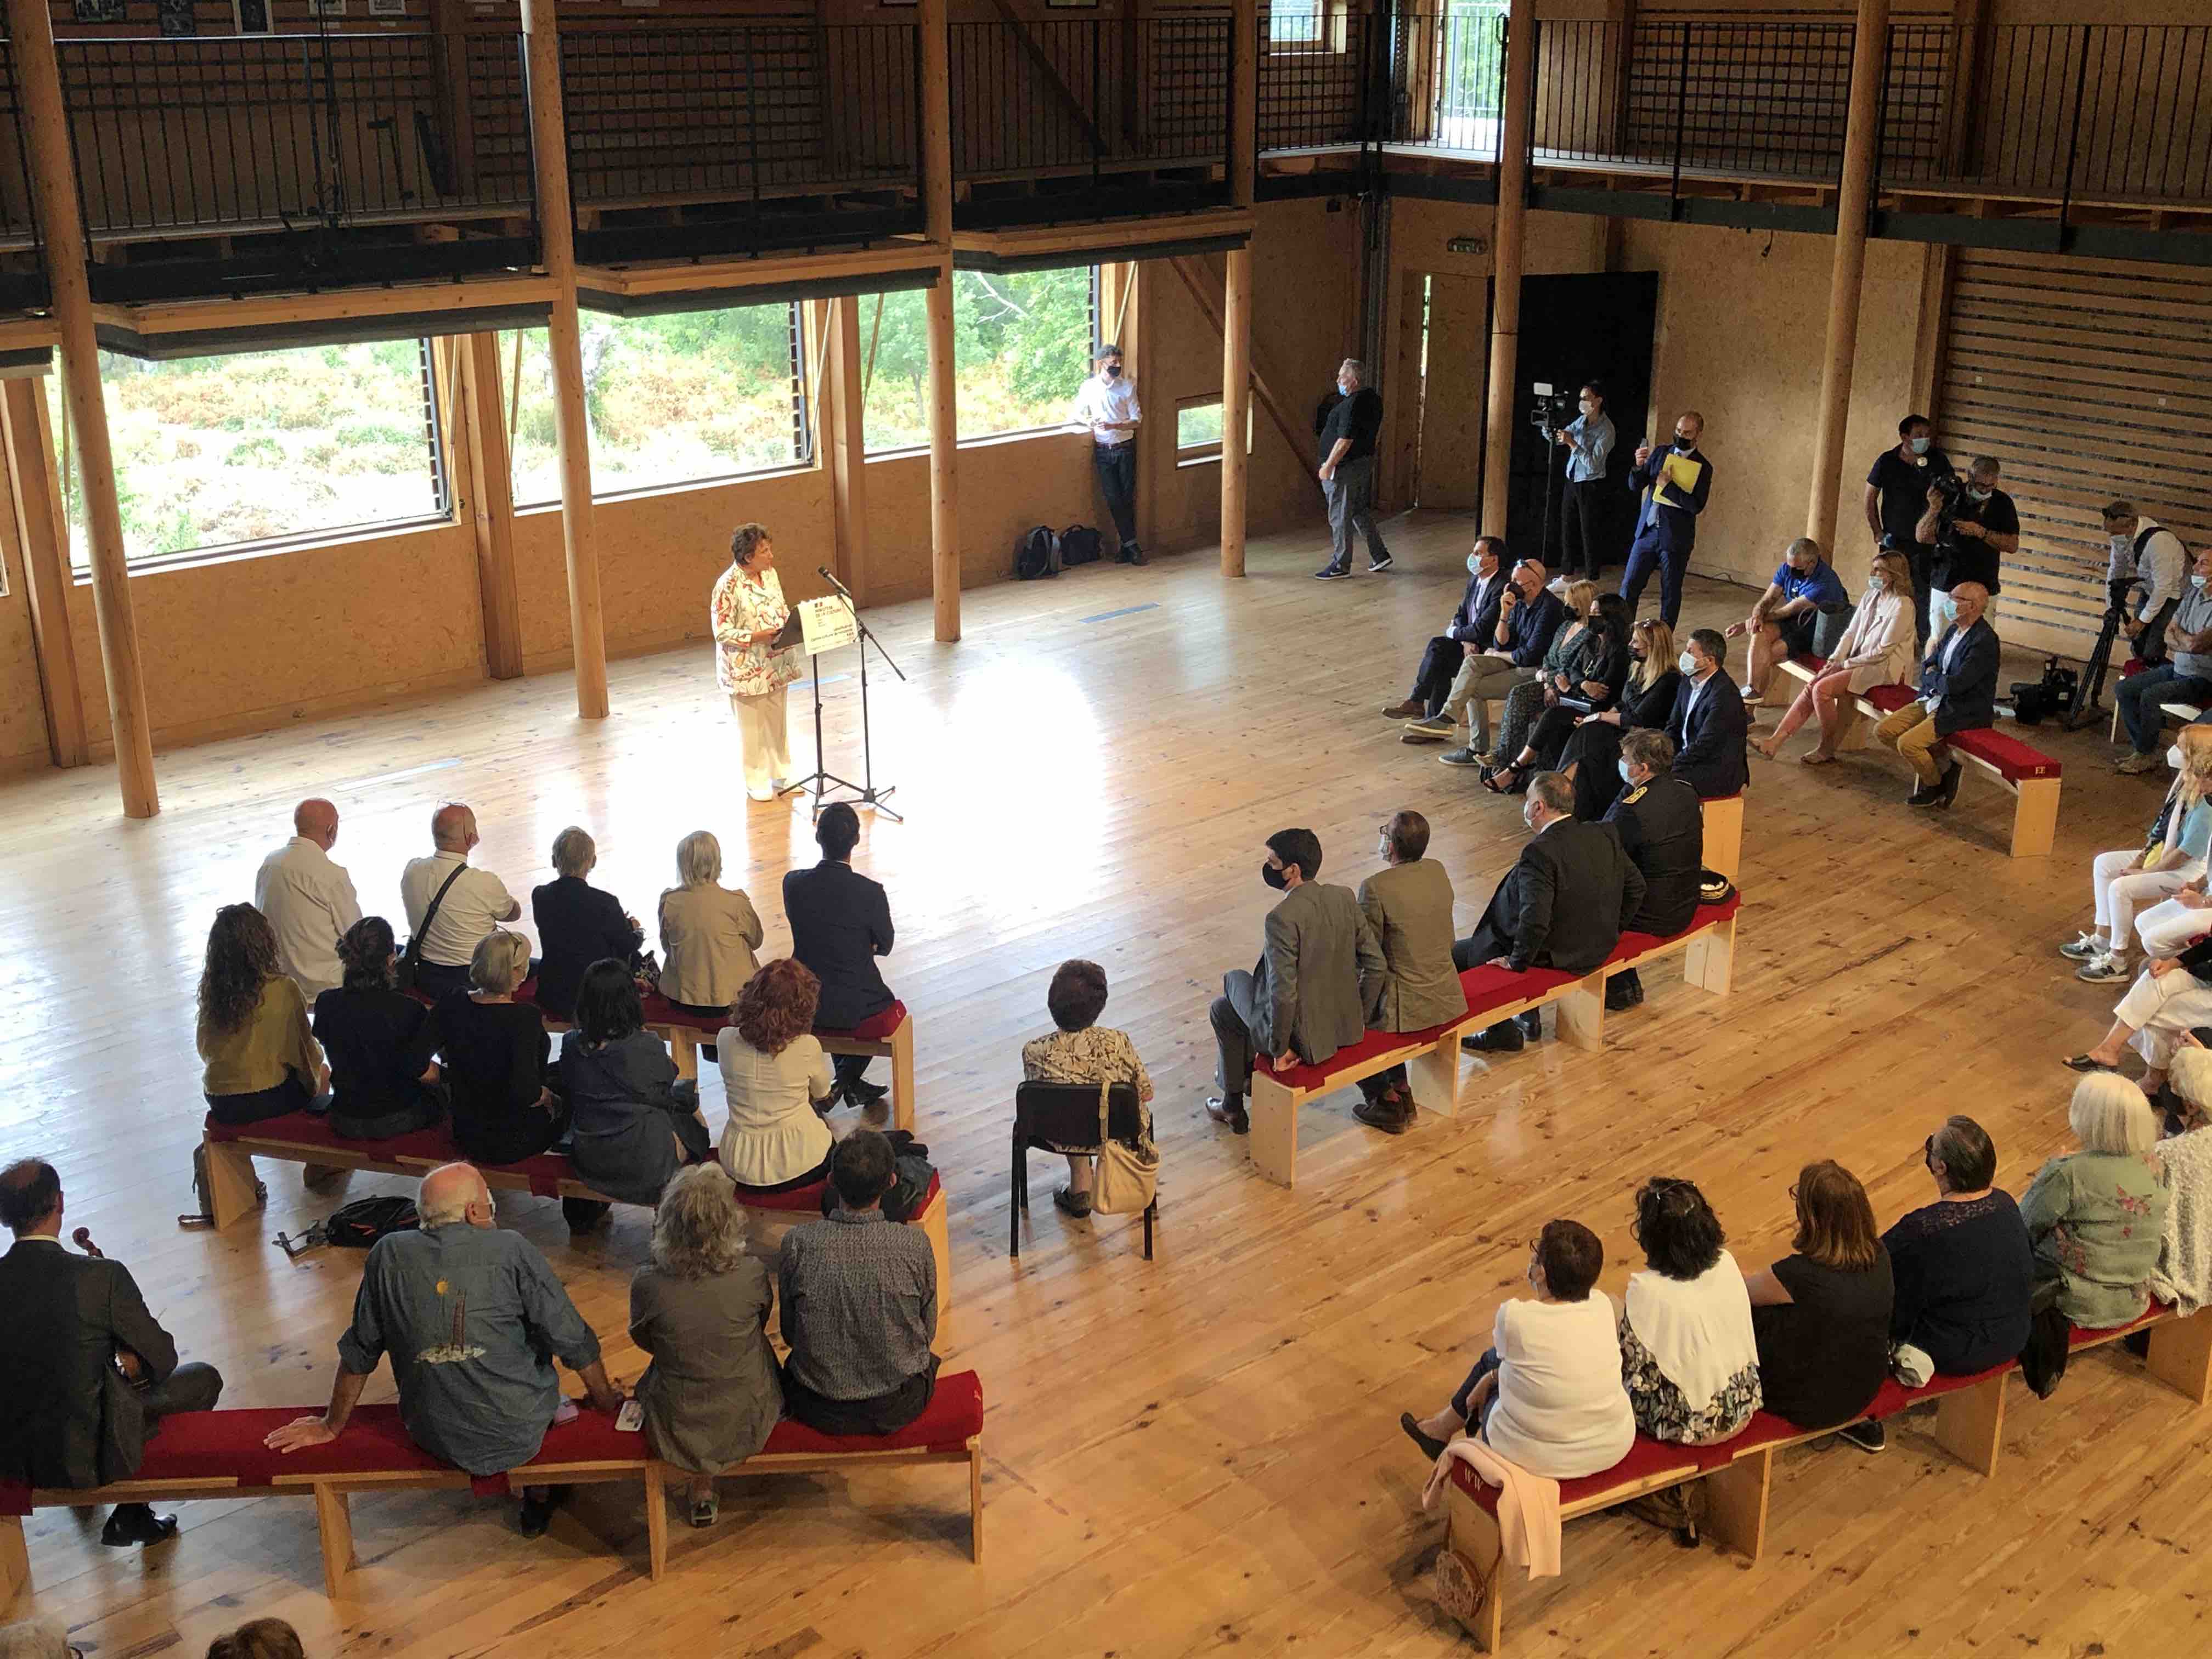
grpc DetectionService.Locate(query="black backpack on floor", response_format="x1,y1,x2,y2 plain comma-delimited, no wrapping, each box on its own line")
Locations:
1059,524,1103,567
1013,525,1060,580
325,1195,421,1246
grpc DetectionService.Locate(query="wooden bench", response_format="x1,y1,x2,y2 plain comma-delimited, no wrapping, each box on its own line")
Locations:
1700,792,1743,883
650,997,917,1135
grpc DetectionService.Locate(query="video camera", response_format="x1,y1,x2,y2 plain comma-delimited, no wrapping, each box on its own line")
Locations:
1528,382,1574,436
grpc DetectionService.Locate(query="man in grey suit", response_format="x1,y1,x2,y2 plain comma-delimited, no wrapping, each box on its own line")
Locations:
1206,828,1385,1136
1352,810,1463,1135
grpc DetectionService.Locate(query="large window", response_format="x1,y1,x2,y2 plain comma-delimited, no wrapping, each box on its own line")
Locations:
48,340,447,569
501,303,809,506
861,267,1101,452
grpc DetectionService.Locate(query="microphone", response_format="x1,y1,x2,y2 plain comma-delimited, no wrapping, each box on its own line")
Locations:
817,565,856,602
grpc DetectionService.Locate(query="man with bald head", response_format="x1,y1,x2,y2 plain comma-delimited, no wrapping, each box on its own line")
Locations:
1876,580,2001,809
400,804,524,1001
266,1163,622,1537
1617,410,1713,629
255,798,362,999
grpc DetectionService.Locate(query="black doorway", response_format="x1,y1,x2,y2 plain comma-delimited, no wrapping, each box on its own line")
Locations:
1498,272,1659,573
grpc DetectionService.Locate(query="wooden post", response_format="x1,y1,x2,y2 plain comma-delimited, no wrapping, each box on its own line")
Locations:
443,334,523,679
1219,0,1257,578
1479,0,1534,540
2,380,89,766
7,0,156,815
1909,242,1954,425
520,0,609,718
1803,0,1891,555
921,0,960,641
821,296,873,605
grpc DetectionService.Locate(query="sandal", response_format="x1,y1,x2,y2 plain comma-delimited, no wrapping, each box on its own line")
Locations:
2062,1054,2118,1073
1481,766,1520,794
1799,751,1836,766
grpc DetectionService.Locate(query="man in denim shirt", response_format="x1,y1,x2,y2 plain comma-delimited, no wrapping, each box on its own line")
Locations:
1554,382,1616,581
266,1163,624,1537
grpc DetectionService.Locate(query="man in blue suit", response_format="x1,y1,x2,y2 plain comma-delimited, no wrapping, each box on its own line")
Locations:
1618,411,1713,629
1875,581,1999,808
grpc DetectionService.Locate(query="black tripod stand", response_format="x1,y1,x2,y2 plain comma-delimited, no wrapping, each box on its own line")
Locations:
781,567,907,821
2063,577,2139,732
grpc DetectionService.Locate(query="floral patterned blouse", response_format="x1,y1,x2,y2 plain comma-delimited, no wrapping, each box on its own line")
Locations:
2019,1148,2171,1329
1021,1025,1154,1156
710,563,800,698
1620,1324,1760,1446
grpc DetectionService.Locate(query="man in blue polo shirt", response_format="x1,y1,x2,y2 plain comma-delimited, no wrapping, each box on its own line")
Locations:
1731,537,1852,708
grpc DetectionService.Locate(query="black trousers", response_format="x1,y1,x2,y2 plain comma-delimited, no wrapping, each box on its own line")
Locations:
1905,542,1934,655
204,1073,315,1126
1561,479,1609,578
782,1354,939,1437
139,1360,225,1423
1409,636,1464,714
1093,443,1138,550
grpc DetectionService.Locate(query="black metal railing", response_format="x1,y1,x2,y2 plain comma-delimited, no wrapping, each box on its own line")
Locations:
1257,7,1372,153
54,32,537,300
950,14,1234,226
1385,12,1505,156
562,22,924,261
0,32,49,311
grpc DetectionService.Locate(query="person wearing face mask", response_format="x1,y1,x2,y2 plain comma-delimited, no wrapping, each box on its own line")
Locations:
1662,628,1750,800
1380,537,1511,721
2112,537,2212,774
1752,550,1917,765
1616,410,1712,629
1556,616,1683,819
1728,536,1854,708
1205,828,1384,1136
1599,729,1703,1012
1349,811,1460,1135
2060,723,2212,982
1915,455,2017,635
1068,342,1146,566
1554,381,1616,581
1403,557,1565,759
1864,415,1953,654
1873,580,2000,809
2107,499,2190,672
1312,359,1391,579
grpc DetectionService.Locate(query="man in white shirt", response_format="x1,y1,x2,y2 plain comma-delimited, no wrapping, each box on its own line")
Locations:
399,803,524,1001
2105,499,2188,667
253,798,362,1000
1067,342,1145,566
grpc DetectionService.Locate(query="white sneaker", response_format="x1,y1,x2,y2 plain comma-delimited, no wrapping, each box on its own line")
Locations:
2058,932,2106,961
2077,953,2132,984
746,786,776,802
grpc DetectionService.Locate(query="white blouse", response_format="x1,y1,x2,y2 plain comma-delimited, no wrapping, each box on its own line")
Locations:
716,1032,835,1187
710,564,802,698
1481,1292,1639,1480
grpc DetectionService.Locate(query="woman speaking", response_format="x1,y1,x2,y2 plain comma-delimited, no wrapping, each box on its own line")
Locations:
710,522,802,802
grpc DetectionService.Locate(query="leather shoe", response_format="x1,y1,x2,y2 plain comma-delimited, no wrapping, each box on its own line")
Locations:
1462,1021,1524,1054
1515,1009,1542,1041
518,1485,572,1539
841,1077,890,1108
1605,970,1645,1012
1353,1096,1411,1135
1205,1095,1250,1135
1052,1185,1093,1218
1381,699,1425,719
101,1503,179,1548
1400,1412,1448,1462
1935,759,1963,808
1905,776,1943,806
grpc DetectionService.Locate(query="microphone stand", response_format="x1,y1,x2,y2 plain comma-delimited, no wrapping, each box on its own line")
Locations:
780,566,907,822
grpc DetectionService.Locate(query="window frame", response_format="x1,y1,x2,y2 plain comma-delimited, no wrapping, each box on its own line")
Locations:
1173,392,1250,469
1265,0,1349,57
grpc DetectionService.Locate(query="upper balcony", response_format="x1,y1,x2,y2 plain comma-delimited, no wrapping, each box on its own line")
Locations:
1,31,51,315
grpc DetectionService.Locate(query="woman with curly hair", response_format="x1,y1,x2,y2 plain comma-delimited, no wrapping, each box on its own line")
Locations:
629,1163,783,1528
710,521,802,802
312,916,444,1139
1616,1177,1760,1446
717,957,838,1192
198,903,327,1125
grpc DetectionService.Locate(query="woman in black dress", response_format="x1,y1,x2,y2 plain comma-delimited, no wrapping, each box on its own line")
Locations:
430,929,565,1166
1486,592,1633,794
312,917,444,1140
1559,614,1684,820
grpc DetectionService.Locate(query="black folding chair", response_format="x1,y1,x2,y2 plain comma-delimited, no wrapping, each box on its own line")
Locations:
1011,1081,1154,1261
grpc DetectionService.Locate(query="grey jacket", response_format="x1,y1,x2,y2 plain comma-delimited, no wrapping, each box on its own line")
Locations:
1252,882,1385,1065
1357,859,1465,1033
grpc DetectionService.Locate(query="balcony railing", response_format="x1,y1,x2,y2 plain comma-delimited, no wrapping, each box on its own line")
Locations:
561,22,926,262
1387,12,1506,157
1,32,48,311
950,14,1234,228
54,32,538,301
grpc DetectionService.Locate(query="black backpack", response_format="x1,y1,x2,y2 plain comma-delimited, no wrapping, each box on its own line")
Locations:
1013,524,1060,580
1059,524,1103,567
325,1195,421,1247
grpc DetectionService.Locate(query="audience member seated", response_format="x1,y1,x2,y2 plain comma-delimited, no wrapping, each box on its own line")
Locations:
532,826,644,1022
1558,617,1682,820
718,958,837,1194
1869,1116,2033,1454
1745,1161,1894,1438
1397,1220,1637,1478
205,1619,306,1659
1731,537,1853,707
0,1159,227,1549
560,960,710,1212
785,803,899,1110
1402,557,1566,762
430,930,565,1167
1479,580,1613,792
1381,536,1510,722
266,1161,624,1537
1021,958,1157,1212
658,829,765,1020
777,1130,939,1435
1601,730,1704,1012
1752,551,1917,764
1617,1177,1760,1446
401,803,525,1002
2021,1076,2170,1329
198,903,329,1126
1456,773,1644,1056
1665,628,1751,801
2064,937,2212,1095
2115,542,2212,774
629,1164,783,1528
313,917,444,1140
2060,725,2212,984
2151,1048,2212,1314
1348,812,1459,1135
1874,580,1999,809
1204,827,1383,1135
1487,594,1633,791
253,797,362,1000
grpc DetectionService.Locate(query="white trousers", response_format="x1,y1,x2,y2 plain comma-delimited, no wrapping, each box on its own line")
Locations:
2136,898,2212,960
731,687,791,798
2092,849,2189,953
2117,966,2212,1068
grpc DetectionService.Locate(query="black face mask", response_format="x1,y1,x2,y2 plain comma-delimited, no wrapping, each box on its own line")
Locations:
1673,435,1695,451
1261,862,1289,891
1104,363,1122,380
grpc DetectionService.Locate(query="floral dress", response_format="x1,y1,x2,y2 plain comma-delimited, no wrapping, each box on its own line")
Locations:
710,563,800,699
2020,1148,2171,1328
1021,1026,1154,1156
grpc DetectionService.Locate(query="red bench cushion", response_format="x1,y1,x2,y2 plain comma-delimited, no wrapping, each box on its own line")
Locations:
641,991,727,1034
1862,1359,2012,1420
759,1369,983,1458
1256,1011,1470,1092
1448,1431,1704,1513
1610,894,1741,964
1790,655,1828,673
1864,684,1916,714
740,1169,942,1216
2069,1299,2172,1348
204,1111,584,1201
816,1000,910,1043
1949,725,2062,782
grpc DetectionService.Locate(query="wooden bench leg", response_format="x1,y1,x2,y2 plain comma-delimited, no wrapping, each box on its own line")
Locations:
891,1022,916,1135
1703,1450,1770,1563
204,1135,263,1231
644,1460,668,1581
1931,1372,2006,1476
1684,916,1737,996
1701,794,1745,883
1246,1074,1299,1189
2010,777,2061,860
1443,1482,1507,1654
917,1188,953,1319
1834,698,1871,753
968,1439,985,1566
0,1513,28,1607
314,1483,356,1599
663,1027,702,1085
2145,1307,2212,1407
1407,1036,1460,1120
1556,979,1605,1052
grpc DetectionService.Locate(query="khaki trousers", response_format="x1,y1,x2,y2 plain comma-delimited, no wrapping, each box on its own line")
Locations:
731,686,791,797
1442,654,1531,747
1874,698,1947,787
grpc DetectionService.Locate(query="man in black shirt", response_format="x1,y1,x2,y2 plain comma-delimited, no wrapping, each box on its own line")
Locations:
1864,414,1954,653
1599,728,1704,1012
1313,358,1390,580
1915,455,2018,637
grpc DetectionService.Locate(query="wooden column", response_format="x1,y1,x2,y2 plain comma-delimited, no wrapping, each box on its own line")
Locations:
819,296,873,605
1478,0,1535,539
921,0,960,641
1803,0,1891,554
1219,0,1257,578
1,379,87,766
439,334,523,679
519,0,608,718
7,0,155,815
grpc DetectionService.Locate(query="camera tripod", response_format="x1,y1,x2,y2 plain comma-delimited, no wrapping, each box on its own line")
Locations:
2062,577,2139,732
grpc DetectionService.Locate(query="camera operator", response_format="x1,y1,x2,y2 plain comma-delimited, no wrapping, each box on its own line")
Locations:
2105,499,2189,669
2114,542,2212,774
1551,382,1615,581
1864,414,1953,654
1915,455,2017,637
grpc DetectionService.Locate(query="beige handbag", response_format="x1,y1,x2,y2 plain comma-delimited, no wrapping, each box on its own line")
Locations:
1090,1079,1159,1216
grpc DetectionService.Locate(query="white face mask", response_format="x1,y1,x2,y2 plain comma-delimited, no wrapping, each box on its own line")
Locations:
1338,379,1353,397
1522,804,1542,834
1679,650,1700,676
1909,436,1932,456
2171,745,2187,770
1618,758,1634,783
2112,534,2133,554
2194,574,2208,591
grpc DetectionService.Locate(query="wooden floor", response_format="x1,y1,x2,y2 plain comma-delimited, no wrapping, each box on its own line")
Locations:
1,511,2200,1658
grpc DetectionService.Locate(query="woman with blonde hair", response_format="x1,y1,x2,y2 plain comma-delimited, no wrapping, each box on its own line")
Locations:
1752,549,1917,765
629,1163,782,1528
1556,614,1683,819
1743,1161,1893,1436
710,522,802,802
2062,723,2212,981
2022,1074,2169,1328
659,829,765,1019
1482,579,1613,792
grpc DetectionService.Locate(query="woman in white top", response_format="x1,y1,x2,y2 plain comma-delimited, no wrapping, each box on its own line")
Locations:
2061,724,2212,983
1400,1220,1637,1480
1753,550,1916,765
1617,1177,1762,1444
2152,1047,2212,1316
715,958,837,1192
658,830,766,1017
710,522,803,802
